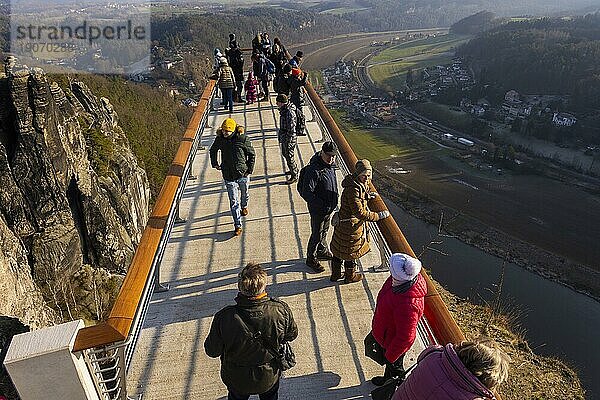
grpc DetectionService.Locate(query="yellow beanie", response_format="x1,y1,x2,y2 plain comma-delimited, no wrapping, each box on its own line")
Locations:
221,118,236,133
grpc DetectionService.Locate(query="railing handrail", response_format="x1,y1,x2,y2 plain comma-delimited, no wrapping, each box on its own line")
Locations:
73,80,217,353
304,82,466,345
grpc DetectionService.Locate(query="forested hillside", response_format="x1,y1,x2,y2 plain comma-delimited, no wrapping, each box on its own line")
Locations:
318,0,598,31
151,8,358,52
457,13,600,110
450,10,501,34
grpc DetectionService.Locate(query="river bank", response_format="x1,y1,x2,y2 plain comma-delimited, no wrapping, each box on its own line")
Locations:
435,285,585,399
375,168,600,302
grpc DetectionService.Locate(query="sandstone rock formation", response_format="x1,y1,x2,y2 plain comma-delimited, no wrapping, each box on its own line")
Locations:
0,67,150,327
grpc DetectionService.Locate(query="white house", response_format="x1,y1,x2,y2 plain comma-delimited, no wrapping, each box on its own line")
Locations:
552,112,577,127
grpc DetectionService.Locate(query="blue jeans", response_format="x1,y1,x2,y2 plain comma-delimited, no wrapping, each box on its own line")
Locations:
228,379,279,400
225,176,249,228
222,88,234,112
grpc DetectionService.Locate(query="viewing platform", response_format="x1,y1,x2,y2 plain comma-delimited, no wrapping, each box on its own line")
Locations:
4,80,467,400
126,95,425,399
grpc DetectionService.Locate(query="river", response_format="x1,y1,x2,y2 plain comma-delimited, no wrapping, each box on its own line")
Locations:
385,199,600,399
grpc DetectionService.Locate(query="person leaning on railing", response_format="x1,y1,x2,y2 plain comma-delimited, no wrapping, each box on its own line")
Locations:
330,159,391,283
392,339,510,400
370,253,427,386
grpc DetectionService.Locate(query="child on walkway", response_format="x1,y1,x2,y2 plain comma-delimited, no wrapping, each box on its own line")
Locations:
245,71,259,104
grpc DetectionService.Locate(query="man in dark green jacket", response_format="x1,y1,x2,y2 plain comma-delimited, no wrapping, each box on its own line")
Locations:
210,118,256,236
204,263,298,400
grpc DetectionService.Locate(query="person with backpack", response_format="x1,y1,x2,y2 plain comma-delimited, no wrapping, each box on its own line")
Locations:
330,159,390,283
227,41,245,103
276,94,298,184
289,67,308,136
298,141,339,272
209,118,256,236
252,52,274,101
204,262,298,400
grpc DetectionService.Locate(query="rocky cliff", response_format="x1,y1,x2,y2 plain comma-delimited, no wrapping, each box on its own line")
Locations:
0,67,150,328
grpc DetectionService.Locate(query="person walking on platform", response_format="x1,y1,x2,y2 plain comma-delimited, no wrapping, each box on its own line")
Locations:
215,58,236,113
210,118,256,236
205,262,298,400
289,67,308,136
298,141,339,272
276,94,298,185
330,159,390,283
370,253,427,386
392,339,510,400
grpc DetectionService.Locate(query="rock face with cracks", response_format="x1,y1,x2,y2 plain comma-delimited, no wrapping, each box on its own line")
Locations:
0,67,150,328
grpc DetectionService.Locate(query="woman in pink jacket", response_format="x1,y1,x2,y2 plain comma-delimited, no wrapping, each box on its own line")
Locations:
371,253,427,386
392,340,510,400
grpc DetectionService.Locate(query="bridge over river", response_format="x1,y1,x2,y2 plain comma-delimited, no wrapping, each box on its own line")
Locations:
4,80,472,400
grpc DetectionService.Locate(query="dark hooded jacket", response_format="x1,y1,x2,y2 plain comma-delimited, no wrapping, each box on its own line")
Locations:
204,295,298,396
289,72,308,107
299,152,338,215
210,127,256,182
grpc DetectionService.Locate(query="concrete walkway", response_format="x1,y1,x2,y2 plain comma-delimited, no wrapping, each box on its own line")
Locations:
127,94,425,399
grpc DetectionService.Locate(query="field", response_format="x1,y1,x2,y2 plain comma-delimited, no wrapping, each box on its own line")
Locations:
377,152,600,270
290,28,447,70
368,34,471,92
411,102,474,132
320,6,370,15
329,109,436,161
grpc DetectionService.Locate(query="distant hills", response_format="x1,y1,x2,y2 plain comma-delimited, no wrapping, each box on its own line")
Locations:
457,13,600,111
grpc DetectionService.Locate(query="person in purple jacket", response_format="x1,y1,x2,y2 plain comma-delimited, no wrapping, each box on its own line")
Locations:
392,339,510,400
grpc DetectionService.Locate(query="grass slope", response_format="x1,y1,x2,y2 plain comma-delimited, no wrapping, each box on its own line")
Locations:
329,108,435,161
369,34,470,92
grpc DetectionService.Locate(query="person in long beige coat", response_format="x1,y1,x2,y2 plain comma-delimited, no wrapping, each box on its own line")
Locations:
330,159,390,283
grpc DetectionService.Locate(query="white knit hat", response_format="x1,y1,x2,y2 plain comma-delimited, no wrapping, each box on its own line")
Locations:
389,253,422,282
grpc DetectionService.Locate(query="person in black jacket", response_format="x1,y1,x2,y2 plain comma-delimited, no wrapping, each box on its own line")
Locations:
299,141,339,272
226,42,245,103
205,262,298,400
210,118,256,236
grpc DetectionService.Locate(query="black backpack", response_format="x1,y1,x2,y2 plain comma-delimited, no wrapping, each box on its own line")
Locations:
296,165,309,200
231,48,244,67
297,164,325,201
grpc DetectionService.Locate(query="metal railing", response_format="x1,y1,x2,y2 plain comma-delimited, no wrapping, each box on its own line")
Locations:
73,65,476,399
73,81,217,400
306,96,392,274
304,81,467,345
